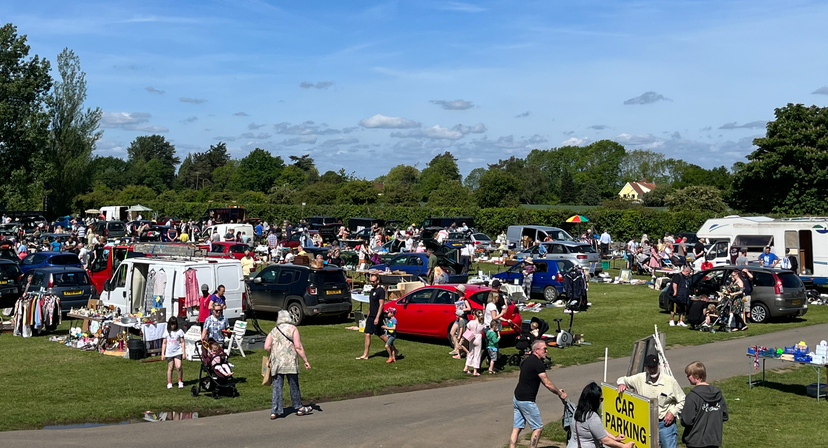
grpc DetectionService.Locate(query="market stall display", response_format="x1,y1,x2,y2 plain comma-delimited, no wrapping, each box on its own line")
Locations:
11,292,61,337
748,340,828,401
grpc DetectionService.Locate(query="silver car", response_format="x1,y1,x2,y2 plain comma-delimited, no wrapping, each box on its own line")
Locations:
517,241,602,273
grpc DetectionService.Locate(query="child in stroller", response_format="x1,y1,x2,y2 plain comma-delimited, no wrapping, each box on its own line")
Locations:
208,341,234,377
508,317,553,368
191,339,239,399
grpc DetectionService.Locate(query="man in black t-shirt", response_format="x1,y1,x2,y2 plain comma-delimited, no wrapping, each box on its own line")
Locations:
509,340,567,448
357,274,396,360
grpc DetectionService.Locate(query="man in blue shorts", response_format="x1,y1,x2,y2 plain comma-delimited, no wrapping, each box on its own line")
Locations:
509,340,567,448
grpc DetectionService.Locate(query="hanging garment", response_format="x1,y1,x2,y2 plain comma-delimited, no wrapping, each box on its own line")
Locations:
184,269,200,308
154,269,167,296
144,270,157,314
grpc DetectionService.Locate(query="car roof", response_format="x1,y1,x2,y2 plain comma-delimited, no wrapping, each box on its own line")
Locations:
0,259,19,265
706,264,794,274
29,266,86,272
34,251,66,256
541,241,588,247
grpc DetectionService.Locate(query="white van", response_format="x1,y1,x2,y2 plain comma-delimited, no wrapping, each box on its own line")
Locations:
202,224,255,242
506,225,575,250
101,258,245,322
695,215,828,284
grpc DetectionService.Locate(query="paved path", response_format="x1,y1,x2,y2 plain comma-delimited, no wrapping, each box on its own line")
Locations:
8,324,827,448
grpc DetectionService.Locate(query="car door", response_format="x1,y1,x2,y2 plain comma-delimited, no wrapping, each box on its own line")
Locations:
546,243,566,261
249,267,279,312
431,289,461,336
498,263,525,285
693,268,726,296
229,244,248,260
531,261,551,294
396,288,435,336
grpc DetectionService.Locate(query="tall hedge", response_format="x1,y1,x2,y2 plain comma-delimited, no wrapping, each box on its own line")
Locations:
142,201,718,242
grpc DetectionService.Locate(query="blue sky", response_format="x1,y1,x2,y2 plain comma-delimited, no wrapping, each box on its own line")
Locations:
8,0,828,179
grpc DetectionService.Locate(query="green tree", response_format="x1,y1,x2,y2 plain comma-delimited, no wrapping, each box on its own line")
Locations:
142,159,176,193
177,142,230,189
666,186,728,214
89,156,130,191
385,164,419,186
319,170,345,184
428,179,472,207
730,103,828,214
46,48,102,215
73,184,115,211
267,184,297,205
475,170,520,208
382,183,418,206
0,24,53,209
211,160,238,191
558,170,580,204
579,180,601,206
126,135,180,190
641,184,674,207
463,167,486,191
294,182,340,205
117,185,156,204
337,180,379,205
289,154,319,183
419,152,461,201
233,148,284,192
277,165,308,190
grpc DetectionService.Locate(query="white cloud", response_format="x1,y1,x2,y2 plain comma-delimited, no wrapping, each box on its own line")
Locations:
394,140,423,151
719,121,767,130
430,99,474,110
613,133,661,148
359,114,421,129
274,121,341,135
180,116,198,124
318,137,359,148
624,91,671,105
213,136,237,141
145,86,165,94
180,97,207,104
248,122,266,130
452,123,487,134
280,135,318,146
588,124,611,130
561,137,592,147
95,138,125,154
233,112,249,116
515,111,531,118
391,125,465,140
812,87,828,95
441,2,488,13
100,111,151,128
299,81,335,89
239,132,271,139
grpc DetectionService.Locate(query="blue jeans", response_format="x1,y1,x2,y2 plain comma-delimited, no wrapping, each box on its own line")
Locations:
513,397,543,430
271,374,302,415
658,419,678,448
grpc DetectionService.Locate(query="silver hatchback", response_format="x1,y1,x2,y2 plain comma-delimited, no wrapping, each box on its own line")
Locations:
517,241,602,273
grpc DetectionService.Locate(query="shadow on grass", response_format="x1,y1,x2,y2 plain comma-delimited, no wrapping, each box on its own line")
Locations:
753,380,811,398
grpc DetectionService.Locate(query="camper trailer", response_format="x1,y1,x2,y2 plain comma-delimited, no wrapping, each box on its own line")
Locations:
696,215,828,285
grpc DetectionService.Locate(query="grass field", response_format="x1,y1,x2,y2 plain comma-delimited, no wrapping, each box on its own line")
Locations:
538,362,828,448
1,272,825,432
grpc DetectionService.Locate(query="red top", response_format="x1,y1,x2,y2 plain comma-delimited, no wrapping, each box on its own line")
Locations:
198,294,211,323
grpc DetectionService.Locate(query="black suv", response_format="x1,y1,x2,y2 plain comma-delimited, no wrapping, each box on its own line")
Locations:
247,265,351,324
0,259,23,306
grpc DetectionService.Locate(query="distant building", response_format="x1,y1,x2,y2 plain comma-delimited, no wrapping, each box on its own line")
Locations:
618,179,656,202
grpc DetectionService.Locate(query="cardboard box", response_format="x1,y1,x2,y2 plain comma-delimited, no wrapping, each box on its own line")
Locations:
397,281,424,295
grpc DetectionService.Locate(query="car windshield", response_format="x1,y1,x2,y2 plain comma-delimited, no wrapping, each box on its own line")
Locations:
778,273,802,289
312,270,347,285
545,230,576,241
473,233,491,241
568,244,596,253
209,245,225,254
53,272,90,286
49,255,81,265
109,222,125,231
0,264,21,279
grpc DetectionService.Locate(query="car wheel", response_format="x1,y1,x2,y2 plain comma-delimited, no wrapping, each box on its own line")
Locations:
543,286,558,302
750,302,770,324
287,302,305,325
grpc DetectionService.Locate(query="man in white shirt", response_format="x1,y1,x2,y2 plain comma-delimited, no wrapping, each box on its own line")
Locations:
599,230,612,258
404,234,414,252
78,243,89,267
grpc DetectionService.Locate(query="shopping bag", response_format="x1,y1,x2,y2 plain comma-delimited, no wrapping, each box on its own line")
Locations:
262,356,273,386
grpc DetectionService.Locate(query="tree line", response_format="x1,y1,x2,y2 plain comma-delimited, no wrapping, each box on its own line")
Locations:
3,23,826,217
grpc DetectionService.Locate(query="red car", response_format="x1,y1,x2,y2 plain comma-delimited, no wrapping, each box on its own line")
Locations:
382,284,522,342
205,242,250,260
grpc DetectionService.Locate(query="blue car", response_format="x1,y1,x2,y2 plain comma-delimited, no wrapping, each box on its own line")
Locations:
372,252,469,283
19,251,83,274
493,259,575,301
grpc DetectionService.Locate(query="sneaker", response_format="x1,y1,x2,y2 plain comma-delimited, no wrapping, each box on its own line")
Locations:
178,381,184,389
167,383,173,389
678,321,688,327
449,350,458,355
669,320,676,327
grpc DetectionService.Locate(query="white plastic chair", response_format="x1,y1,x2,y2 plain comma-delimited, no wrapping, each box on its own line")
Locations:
224,320,248,357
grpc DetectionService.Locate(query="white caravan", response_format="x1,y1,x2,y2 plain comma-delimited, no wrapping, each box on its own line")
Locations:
101,258,245,322
202,223,256,242
696,215,828,285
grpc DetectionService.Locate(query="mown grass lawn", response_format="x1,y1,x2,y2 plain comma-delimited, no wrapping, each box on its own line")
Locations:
1,270,825,432
539,361,828,448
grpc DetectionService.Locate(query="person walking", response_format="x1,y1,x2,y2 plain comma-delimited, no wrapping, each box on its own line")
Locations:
566,382,634,448
681,361,728,448
426,248,438,284
617,354,685,448
599,230,612,258
161,317,185,389
265,310,312,419
509,339,567,448
357,274,397,360
463,310,485,376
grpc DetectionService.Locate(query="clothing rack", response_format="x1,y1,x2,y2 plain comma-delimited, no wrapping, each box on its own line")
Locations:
12,292,62,338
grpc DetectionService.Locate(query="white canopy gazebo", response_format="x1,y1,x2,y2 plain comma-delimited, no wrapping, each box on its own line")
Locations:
127,204,153,221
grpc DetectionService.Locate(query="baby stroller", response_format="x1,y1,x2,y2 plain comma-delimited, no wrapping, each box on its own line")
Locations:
696,292,731,333
508,317,553,368
191,340,239,399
